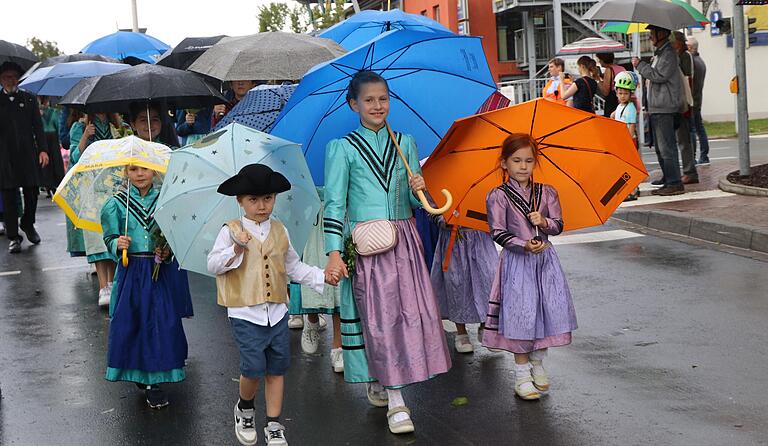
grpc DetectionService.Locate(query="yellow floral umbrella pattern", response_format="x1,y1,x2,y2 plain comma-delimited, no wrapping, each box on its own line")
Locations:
53,135,170,232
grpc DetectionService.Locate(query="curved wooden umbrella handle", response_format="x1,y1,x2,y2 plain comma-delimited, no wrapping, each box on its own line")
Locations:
385,121,453,216
417,189,453,215
122,249,129,267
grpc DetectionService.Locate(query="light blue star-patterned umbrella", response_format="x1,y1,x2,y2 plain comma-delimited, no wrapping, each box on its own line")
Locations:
154,123,320,276
213,83,297,132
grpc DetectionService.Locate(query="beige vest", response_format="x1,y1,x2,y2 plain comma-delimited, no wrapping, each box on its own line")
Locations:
216,219,289,308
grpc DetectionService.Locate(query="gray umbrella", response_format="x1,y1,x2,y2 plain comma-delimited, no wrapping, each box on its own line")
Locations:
188,32,346,82
582,0,700,31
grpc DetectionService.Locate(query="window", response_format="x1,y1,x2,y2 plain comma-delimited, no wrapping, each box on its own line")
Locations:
433,5,441,22
457,0,470,35
421,9,427,15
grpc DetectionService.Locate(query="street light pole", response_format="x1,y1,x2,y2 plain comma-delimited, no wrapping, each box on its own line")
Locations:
732,0,751,176
131,0,140,32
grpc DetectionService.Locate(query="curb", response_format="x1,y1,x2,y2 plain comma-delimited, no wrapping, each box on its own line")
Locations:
614,209,768,254
718,177,768,197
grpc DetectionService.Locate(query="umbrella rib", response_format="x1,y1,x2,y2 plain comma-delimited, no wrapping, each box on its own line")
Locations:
155,184,220,209
304,92,350,156
177,194,228,265
536,115,597,142
389,90,442,139
538,151,603,224
539,143,647,172
452,167,499,219
448,145,502,153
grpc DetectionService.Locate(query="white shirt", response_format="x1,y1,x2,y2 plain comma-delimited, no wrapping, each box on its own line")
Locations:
207,217,325,327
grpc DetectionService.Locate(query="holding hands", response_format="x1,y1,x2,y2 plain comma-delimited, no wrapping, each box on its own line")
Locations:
324,252,349,286
154,245,171,261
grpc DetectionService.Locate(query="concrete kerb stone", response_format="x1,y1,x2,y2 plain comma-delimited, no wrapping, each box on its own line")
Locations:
613,209,768,254
718,177,768,197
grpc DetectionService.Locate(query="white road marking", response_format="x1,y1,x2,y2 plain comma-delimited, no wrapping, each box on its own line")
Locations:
0,271,21,277
56,222,66,226
551,229,644,245
620,189,735,208
640,156,737,166
41,264,91,272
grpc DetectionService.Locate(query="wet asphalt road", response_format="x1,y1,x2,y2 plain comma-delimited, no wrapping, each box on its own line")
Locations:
1,202,767,446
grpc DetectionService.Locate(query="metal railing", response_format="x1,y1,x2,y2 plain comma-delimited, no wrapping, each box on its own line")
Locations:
498,77,606,114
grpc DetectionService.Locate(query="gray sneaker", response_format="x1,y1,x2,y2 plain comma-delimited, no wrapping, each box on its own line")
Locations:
264,421,288,446
234,403,258,445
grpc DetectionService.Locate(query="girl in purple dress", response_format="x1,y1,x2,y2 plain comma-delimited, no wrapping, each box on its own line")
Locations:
481,133,577,400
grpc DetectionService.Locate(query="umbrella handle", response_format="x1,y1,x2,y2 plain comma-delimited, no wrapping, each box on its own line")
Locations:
122,249,129,267
385,122,453,215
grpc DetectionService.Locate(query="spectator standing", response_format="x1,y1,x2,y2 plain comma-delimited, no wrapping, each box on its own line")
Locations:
671,31,698,184
633,26,686,196
687,37,710,165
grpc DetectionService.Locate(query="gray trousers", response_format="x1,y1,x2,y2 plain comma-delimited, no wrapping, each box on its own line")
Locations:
676,114,698,178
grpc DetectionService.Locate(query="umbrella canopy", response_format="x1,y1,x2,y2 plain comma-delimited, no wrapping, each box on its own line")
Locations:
0,40,38,72
22,53,120,79
19,61,131,97
213,84,298,132
59,64,227,113
156,35,226,70
422,98,647,233
583,0,701,30
154,123,320,276
556,37,626,55
80,31,170,64
319,8,453,50
187,32,347,82
53,136,170,232
270,30,497,185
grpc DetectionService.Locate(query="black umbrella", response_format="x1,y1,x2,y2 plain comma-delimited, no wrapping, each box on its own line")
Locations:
59,64,227,113
156,35,226,71
22,53,120,79
0,40,38,72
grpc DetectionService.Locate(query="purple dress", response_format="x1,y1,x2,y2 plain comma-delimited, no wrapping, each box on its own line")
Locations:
431,226,498,324
481,181,577,353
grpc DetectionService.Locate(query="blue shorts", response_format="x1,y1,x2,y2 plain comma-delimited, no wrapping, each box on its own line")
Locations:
229,316,290,378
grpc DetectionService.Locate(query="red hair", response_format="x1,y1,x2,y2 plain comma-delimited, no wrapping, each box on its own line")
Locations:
499,133,539,183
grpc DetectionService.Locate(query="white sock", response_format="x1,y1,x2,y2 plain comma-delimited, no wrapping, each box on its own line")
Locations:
530,349,548,361
386,389,410,423
514,362,532,380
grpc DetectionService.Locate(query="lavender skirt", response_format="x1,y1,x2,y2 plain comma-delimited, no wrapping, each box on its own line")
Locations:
482,246,577,354
431,227,498,324
353,218,451,387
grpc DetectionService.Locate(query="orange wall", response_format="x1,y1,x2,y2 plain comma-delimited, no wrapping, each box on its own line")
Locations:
402,0,521,81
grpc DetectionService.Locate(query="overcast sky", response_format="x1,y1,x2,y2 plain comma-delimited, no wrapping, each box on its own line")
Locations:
5,0,302,54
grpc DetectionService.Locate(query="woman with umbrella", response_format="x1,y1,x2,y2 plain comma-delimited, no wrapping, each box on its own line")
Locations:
100,102,191,410
323,71,451,435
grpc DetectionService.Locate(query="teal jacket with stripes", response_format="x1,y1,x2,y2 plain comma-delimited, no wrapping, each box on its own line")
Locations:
323,125,422,253
101,185,161,256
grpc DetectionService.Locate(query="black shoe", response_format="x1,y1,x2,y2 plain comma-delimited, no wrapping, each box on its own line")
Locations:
651,185,685,196
9,238,21,253
650,178,664,187
145,385,169,409
20,225,41,244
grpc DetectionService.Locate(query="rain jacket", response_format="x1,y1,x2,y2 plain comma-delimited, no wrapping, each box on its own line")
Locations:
323,125,422,253
637,41,684,115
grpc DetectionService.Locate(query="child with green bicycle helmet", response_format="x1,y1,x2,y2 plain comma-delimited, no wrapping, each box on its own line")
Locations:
612,71,641,200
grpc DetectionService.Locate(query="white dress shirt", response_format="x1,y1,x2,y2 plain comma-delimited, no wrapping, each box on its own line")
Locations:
207,217,325,327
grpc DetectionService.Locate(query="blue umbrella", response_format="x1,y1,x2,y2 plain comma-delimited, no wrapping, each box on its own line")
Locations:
214,84,298,132
154,123,320,277
319,8,453,50
81,31,170,64
270,30,497,185
19,60,130,96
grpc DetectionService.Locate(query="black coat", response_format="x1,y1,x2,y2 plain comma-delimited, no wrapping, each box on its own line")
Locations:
0,89,47,188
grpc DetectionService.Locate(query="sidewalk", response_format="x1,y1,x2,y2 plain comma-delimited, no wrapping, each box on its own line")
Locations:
613,158,768,253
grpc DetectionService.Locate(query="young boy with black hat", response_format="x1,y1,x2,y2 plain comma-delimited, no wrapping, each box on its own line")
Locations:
207,164,341,446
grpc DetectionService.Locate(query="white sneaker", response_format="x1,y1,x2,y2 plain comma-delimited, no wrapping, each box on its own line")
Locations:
98,287,110,307
515,365,541,400
287,315,304,329
264,421,288,446
317,314,327,331
454,334,474,353
301,325,319,354
233,403,258,445
330,347,344,373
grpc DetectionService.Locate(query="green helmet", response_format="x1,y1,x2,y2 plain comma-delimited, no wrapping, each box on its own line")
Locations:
614,71,637,91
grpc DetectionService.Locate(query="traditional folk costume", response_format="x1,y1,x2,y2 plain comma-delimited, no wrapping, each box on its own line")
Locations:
481,181,577,353
324,126,451,388
101,184,191,385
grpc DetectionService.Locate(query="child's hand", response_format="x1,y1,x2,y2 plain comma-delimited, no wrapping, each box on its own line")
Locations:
524,239,547,254
154,246,171,261
232,232,251,255
324,269,340,286
409,174,426,193
117,236,132,251
528,212,548,229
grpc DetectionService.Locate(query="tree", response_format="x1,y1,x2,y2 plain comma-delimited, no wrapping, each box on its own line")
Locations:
258,2,290,32
26,37,62,60
290,6,308,34
310,0,347,30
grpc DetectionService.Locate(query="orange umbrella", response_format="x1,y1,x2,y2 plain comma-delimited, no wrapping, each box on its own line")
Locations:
423,98,647,266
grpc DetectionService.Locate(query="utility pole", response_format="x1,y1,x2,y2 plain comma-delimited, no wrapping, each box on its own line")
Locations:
732,0,750,176
131,0,140,32
552,0,563,53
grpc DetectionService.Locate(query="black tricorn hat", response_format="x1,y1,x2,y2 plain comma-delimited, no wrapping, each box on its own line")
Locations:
217,164,291,196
